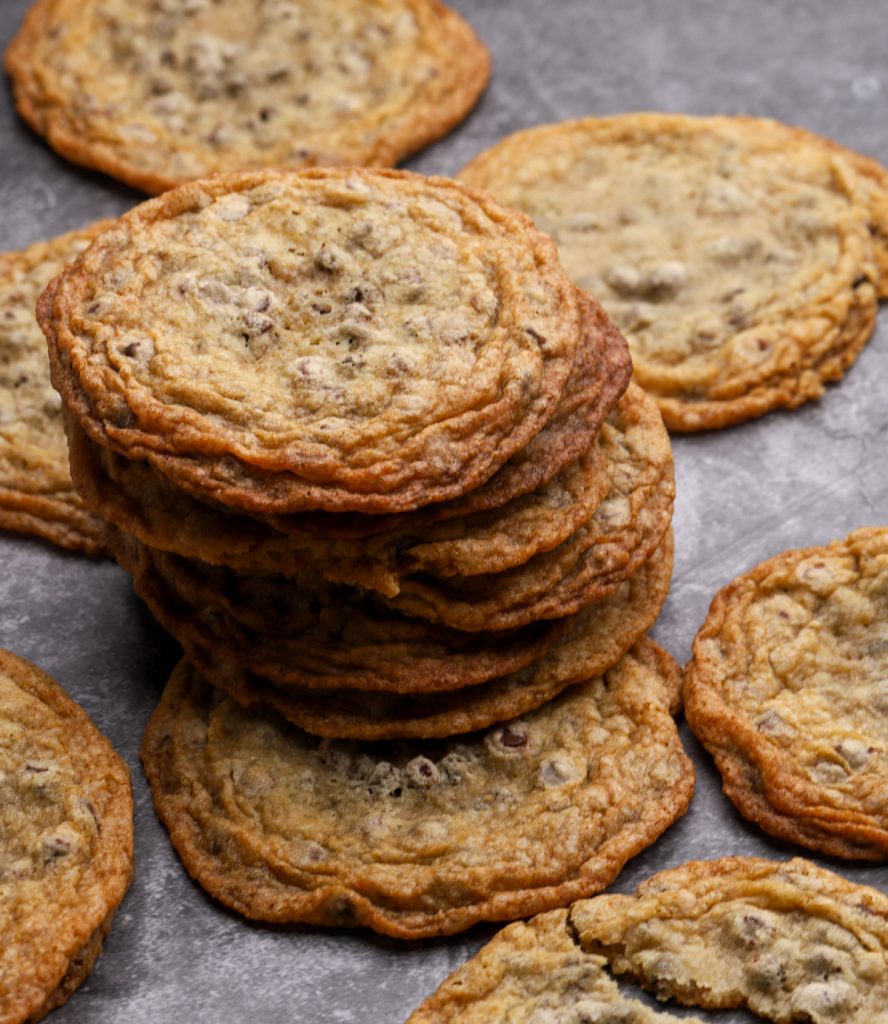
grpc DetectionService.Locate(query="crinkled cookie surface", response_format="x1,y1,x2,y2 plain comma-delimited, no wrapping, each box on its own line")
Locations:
573,857,888,1022
685,526,888,859
141,642,692,937
460,113,888,430
0,649,133,1024
408,857,888,1023
386,383,674,631
406,909,709,1024
41,168,580,513
65,291,630,589
0,225,110,555
5,0,490,194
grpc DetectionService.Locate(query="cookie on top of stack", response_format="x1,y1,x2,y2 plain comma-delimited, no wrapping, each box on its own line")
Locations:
38,166,687,935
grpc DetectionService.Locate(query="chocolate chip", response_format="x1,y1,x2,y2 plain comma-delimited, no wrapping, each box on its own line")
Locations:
43,835,73,860
501,726,527,748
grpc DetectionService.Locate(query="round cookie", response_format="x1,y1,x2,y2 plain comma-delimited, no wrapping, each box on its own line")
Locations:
0,224,111,556
5,0,490,194
40,168,580,513
408,857,888,1023
141,642,693,938
64,291,630,592
0,649,133,1024
685,526,888,859
151,542,674,739
460,113,888,431
386,383,674,631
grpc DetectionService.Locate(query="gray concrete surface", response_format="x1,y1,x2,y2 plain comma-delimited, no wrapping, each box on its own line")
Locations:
0,0,886,1020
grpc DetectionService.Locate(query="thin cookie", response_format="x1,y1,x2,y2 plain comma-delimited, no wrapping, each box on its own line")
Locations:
460,113,888,430
6,0,490,194
408,857,888,1023
0,224,111,555
685,526,888,859
41,168,580,513
141,643,693,938
0,649,133,1024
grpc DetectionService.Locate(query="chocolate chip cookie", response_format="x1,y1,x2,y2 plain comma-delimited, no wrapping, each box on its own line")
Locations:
460,114,888,430
40,168,580,513
408,856,888,1022
6,0,490,194
685,526,888,859
141,641,692,937
0,224,111,555
0,649,133,1023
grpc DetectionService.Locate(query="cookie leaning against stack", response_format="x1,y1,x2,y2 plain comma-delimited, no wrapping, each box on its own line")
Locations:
6,0,490,194
0,224,111,555
39,166,686,933
0,649,133,1024
460,113,888,430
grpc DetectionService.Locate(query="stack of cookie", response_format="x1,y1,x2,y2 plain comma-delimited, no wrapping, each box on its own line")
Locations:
38,167,688,935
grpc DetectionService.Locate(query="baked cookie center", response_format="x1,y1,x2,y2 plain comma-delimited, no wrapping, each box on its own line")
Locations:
74,183,520,447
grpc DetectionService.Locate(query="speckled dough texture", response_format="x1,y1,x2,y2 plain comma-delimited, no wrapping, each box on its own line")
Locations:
408,857,888,1023
385,383,674,631
40,167,580,513
0,649,133,1024
460,113,888,431
5,0,490,194
405,909,706,1024
64,291,630,592
684,527,888,860
0,224,110,555
127,538,673,739
573,857,888,1021
141,642,693,938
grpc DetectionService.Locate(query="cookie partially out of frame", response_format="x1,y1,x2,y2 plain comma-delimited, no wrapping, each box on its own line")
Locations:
6,0,490,195
140,541,673,740
408,857,888,1023
65,291,631,593
40,168,580,514
685,526,888,859
460,113,888,431
141,642,693,938
0,225,110,555
0,649,133,1024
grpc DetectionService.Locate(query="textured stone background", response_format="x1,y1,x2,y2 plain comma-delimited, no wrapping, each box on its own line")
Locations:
1,0,886,1020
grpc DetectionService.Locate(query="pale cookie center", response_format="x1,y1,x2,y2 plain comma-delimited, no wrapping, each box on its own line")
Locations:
83,186,501,438
58,0,429,153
